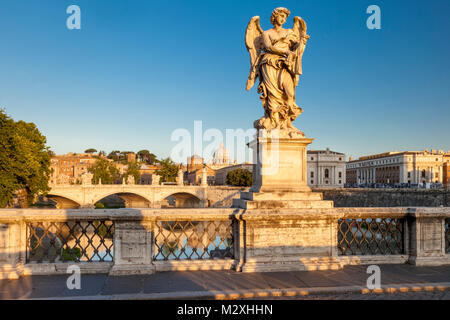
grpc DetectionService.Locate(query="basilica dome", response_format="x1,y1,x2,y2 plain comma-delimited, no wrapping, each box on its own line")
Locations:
212,142,231,165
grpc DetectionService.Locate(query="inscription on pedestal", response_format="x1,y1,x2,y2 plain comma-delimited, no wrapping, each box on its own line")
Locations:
121,232,147,259
421,219,442,253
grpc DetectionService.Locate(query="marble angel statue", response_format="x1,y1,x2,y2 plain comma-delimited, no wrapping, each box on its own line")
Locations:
245,7,310,137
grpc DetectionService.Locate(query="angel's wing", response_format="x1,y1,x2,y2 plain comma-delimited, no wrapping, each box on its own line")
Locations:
292,16,308,38
245,16,263,91
292,17,310,79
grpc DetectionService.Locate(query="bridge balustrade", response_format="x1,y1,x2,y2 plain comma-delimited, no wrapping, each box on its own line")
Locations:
0,207,449,279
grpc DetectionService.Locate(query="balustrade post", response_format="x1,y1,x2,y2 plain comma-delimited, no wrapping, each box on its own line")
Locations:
0,211,24,279
408,208,450,266
109,217,155,275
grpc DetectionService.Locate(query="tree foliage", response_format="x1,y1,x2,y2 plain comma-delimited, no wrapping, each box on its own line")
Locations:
107,150,139,164
84,148,97,154
124,161,141,183
226,169,252,187
0,109,51,207
137,149,158,165
154,158,179,182
107,150,122,161
88,158,120,184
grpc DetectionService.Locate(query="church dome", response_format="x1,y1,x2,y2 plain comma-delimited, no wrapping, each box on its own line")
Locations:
213,142,231,165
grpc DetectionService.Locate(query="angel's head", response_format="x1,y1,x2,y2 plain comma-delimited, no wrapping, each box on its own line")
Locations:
270,7,290,26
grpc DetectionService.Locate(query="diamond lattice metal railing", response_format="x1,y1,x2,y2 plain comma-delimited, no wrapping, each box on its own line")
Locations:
337,218,404,256
26,220,114,263
446,218,450,254
154,220,234,260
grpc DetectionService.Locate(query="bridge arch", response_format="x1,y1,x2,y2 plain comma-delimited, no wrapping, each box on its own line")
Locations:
93,192,153,208
46,194,81,209
162,192,202,208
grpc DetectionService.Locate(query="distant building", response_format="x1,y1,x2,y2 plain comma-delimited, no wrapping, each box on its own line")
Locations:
346,149,450,185
50,152,103,184
444,156,450,188
138,164,161,185
187,155,204,172
186,165,216,185
127,152,136,163
307,149,346,188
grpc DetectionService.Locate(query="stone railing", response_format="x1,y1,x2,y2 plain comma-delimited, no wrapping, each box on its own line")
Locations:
0,207,449,279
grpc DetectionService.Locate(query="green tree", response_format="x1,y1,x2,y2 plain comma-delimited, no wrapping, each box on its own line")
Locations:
125,161,141,183
137,149,150,162
88,158,120,184
107,150,121,161
0,109,51,207
226,169,252,187
137,149,158,165
148,153,158,165
84,148,97,154
154,158,179,182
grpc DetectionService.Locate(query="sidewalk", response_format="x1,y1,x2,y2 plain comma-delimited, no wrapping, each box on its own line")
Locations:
1,264,449,300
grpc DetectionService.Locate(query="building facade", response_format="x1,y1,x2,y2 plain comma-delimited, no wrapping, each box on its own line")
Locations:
444,155,450,188
307,149,346,188
346,149,450,186
50,153,100,184
185,165,216,185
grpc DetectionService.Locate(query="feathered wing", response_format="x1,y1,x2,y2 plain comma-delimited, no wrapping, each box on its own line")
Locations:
292,17,310,82
245,16,263,91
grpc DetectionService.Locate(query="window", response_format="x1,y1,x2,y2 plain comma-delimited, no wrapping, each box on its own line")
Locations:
408,172,411,178
339,180,342,184
311,180,314,184
422,170,426,178
311,157,314,161
325,169,329,178
435,173,439,178
338,172,342,178
310,172,314,178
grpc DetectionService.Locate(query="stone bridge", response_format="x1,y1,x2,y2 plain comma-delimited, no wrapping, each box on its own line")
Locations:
46,185,246,209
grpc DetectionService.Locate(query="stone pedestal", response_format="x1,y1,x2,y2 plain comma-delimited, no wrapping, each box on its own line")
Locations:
232,134,333,209
233,210,343,273
232,132,337,272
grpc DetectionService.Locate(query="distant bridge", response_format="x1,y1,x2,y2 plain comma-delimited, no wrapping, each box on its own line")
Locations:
46,184,245,209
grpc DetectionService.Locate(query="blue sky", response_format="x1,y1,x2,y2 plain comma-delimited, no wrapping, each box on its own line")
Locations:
1,0,449,162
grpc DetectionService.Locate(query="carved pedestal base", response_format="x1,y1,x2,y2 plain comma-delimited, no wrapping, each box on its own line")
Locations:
234,210,342,273
0,265,22,280
232,134,333,209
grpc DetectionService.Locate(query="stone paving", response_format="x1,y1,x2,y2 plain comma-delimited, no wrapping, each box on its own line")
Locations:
0,264,449,299
274,291,450,300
